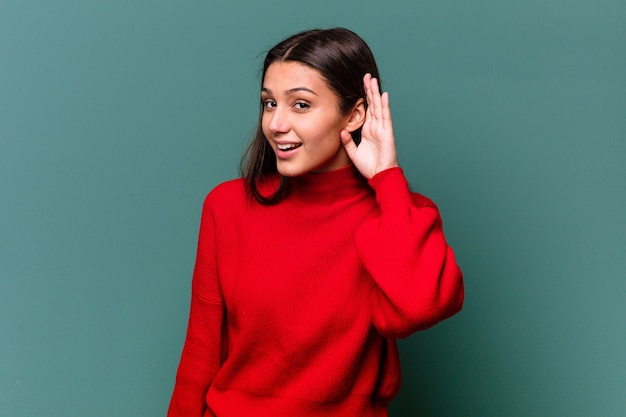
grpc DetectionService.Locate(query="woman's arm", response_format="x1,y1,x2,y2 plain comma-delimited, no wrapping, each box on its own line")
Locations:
168,197,225,417
357,167,464,339
343,74,463,338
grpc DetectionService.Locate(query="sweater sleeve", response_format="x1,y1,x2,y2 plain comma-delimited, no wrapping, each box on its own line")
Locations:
357,167,464,339
168,195,225,417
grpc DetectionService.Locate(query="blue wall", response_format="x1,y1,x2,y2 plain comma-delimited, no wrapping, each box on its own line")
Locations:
1,1,624,415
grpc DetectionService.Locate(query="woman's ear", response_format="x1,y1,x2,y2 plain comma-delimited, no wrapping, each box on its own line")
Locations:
344,98,366,133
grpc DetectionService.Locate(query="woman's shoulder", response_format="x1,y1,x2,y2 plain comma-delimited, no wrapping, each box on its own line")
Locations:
203,177,248,208
203,173,283,211
409,191,438,209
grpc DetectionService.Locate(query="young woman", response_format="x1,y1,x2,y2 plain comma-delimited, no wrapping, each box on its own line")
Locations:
168,27,464,417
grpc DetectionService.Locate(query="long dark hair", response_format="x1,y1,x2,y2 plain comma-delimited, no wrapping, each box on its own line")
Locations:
240,27,381,204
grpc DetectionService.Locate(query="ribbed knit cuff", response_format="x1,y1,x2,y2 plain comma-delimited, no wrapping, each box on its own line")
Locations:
368,167,413,212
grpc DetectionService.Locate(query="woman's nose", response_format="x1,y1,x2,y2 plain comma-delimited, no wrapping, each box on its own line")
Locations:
268,108,289,134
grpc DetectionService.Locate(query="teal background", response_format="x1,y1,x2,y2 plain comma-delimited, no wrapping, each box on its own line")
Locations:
1,0,624,416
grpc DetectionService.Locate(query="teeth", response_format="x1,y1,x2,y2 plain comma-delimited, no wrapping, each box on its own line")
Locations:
277,143,300,151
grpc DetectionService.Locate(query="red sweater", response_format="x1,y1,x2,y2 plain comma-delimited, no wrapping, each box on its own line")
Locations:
168,165,464,417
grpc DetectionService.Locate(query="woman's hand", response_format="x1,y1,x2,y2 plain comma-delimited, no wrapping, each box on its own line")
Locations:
341,73,399,179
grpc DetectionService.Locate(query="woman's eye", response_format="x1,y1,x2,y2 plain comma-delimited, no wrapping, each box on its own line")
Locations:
294,101,310,110
263,99,276,108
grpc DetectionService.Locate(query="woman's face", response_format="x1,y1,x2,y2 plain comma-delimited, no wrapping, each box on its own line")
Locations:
261,61,353,177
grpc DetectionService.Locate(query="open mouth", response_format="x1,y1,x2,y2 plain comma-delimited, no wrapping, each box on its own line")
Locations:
277,143,302,151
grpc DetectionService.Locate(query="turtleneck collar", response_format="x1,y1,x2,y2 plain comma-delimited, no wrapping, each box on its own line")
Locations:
287,164,371,204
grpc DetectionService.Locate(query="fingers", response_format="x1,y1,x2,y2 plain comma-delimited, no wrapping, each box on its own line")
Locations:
363,74,379,120
363,74,390,124
381,91,391,124
340,129,357,158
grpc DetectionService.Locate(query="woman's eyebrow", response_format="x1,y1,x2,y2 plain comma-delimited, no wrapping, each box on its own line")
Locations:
261,87,318,96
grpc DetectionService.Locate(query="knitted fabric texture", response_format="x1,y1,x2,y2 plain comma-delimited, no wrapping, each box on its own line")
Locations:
168,165,464,417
